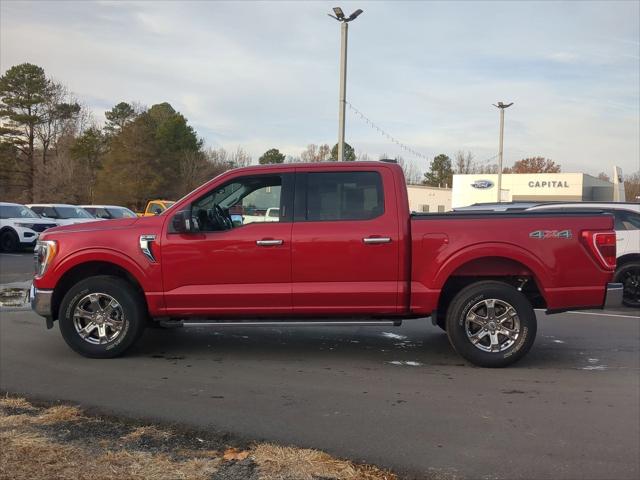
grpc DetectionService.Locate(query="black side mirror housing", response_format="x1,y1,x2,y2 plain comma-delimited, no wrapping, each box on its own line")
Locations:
172,211,192,233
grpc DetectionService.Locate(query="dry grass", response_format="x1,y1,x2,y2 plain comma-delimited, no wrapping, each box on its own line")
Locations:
33,405,84,424
0,396,397,480
252,444,397,480
0,430,219,480
0,396,36,410
120,425,172,442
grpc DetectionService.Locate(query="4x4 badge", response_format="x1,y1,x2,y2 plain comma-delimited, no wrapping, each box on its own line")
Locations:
529,230,572,239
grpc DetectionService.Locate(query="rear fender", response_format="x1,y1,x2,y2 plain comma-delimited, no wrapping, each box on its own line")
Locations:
433,242,551,294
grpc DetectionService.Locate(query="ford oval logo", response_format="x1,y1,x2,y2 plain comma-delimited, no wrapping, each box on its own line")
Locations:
471,179,494,189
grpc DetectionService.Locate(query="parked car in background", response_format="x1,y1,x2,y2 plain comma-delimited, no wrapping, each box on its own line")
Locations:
27,204,101,226
526,202,640,308
80,205,137,220
0,202,57,251
137,200,175,217
453,202,541,212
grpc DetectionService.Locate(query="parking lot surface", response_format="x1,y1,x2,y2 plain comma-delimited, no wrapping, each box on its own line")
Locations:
1,252,639,479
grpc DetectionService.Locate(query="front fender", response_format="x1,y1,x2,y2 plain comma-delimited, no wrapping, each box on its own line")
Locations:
35,247,154,292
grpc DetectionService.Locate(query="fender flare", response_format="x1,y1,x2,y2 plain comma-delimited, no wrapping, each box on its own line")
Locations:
50,248,152,291
432,242,552,296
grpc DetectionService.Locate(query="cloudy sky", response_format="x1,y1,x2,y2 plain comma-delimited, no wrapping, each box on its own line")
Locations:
2,0,639,175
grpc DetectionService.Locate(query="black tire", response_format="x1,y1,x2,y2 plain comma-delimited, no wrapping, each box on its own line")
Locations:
614,262,640,308
445,280,537,368
0,229,19,252
58,275,146,358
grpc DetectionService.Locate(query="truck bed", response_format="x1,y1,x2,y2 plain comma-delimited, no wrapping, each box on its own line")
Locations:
408,210,615,315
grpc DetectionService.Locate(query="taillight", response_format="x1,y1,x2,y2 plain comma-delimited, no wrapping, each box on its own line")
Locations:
580,231,616,270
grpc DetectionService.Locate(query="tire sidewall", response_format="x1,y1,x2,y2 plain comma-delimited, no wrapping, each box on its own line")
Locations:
447,282,537,367
59,276,145,358
614,262,640,308
0,230,18,252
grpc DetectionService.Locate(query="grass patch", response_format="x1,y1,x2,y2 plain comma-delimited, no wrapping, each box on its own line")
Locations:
0,395,397,480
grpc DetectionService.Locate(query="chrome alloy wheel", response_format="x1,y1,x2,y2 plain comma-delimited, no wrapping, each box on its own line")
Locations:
465,298,521,353
72,293,125,345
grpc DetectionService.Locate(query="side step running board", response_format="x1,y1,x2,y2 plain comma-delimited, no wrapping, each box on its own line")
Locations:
160,319,402,328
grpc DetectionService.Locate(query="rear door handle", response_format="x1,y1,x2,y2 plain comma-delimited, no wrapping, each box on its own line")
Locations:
363,237,391,244
256,239,283,246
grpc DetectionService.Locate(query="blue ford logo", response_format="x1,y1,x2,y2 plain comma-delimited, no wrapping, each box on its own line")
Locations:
471,179,494,189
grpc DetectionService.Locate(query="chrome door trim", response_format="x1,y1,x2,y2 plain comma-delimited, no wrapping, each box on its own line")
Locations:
256,239,284,246
363,237,391,244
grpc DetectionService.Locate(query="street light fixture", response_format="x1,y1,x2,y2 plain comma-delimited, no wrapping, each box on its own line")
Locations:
328,7,364,161
492,101,514,202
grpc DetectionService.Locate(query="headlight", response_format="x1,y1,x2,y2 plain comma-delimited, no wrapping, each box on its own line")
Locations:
34,240,58,277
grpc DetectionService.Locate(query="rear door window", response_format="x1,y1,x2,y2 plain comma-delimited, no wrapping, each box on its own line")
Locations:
302,172,384,221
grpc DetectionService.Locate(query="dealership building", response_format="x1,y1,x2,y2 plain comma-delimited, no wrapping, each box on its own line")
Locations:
451,170,625,208
407,184,452,212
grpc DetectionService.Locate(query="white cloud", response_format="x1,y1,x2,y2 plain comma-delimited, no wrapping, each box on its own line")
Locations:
1,0,638,174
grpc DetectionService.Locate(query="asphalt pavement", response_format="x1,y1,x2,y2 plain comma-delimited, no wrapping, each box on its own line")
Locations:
1,252,639,479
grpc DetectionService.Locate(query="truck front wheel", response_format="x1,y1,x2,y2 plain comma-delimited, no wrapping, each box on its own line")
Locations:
445,281,537,368
58,276,146,358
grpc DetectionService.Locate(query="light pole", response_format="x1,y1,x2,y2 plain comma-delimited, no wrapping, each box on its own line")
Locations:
328,7,363,161
492,101,513,202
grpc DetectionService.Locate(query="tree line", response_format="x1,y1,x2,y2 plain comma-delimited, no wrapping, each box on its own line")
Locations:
2,63,637,207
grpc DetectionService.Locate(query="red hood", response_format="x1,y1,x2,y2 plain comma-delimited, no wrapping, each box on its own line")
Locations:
41,218,140,237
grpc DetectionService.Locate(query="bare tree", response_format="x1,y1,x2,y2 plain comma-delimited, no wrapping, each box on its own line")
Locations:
357,152,370,162
597,172,610,182
179,150,209,193
35,81,80,165
229,146,252,168
454,150,476,174
476,163,500,174
300,143,331,162
395,156,422,184
624,172,640,202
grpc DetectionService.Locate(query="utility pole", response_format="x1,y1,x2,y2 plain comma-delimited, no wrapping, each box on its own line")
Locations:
329,7,363,161
493,101,513,202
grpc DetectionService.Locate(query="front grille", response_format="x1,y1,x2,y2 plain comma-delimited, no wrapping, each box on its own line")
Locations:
30,224,55,232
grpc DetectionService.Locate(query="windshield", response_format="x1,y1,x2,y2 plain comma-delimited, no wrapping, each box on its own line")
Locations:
55,206,94,219
0,205,40,219
163,201,176,208
107,207,137,219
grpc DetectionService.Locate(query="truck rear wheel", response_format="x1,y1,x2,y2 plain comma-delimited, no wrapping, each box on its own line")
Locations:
58,275,146,358
445,281,537,368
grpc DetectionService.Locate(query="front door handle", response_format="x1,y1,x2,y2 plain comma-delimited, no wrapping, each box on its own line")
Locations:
363,237,391,244
256,239,283,246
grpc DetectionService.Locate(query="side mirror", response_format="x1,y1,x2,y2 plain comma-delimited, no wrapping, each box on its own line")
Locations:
172,211,192,233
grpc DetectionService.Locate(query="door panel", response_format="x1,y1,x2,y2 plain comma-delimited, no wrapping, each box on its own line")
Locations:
161,173,293,317
291,169,400,314
161,223,292,315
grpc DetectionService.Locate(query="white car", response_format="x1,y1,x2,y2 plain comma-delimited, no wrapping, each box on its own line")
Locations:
26,204,102,226
0,202,58,252
527,202,640,307
79,205,137,220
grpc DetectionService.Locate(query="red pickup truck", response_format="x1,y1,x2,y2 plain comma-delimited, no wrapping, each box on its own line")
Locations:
30,161,622,367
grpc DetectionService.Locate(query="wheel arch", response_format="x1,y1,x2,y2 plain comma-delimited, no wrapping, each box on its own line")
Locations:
51,260,148,321
432,246,548,327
